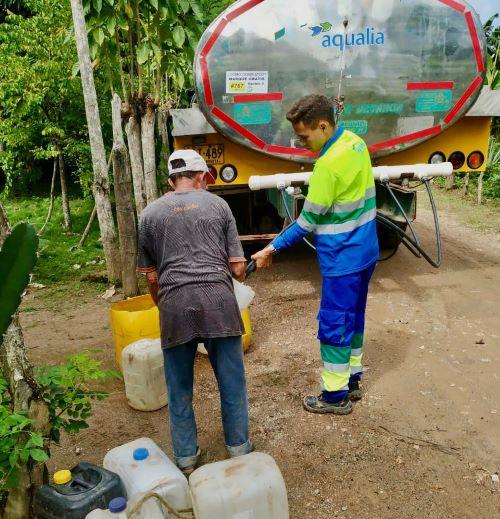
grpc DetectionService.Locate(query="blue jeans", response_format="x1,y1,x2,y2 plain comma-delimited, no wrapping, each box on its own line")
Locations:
162,336,252,469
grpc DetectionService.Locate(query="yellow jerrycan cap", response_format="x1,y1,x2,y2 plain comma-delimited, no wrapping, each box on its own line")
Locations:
53,470,72,485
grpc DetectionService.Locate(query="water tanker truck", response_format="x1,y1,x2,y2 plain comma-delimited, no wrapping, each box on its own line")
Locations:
170,0,500,264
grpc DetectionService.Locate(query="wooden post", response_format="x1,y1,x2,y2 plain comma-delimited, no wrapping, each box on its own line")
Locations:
477,171,484,205
445,173,455,191
141,95,159,204
125,107,147,215
111,94,139,297
461,173,470,198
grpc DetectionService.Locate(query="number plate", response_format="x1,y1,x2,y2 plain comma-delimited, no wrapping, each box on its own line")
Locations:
187,144,224,165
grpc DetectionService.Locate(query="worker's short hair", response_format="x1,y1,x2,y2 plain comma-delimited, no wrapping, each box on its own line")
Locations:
286,94,335,128
169,170,199,183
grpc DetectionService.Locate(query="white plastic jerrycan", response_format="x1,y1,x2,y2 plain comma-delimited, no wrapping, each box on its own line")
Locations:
86,496,165,518
189,452,289,519
122,339,167,411
103,438,191,518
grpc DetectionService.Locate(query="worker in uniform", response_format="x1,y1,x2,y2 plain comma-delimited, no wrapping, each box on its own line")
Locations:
252,94,379,414
137,149,253,474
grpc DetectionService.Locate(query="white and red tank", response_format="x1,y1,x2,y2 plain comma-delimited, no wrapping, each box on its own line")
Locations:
194,0,486,161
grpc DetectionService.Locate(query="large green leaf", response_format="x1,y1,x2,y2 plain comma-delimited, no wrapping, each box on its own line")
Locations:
172,26,185,48
93,0,103,14
178,0,190,14
136,42,151,65
0,223,38,338
106,16,117,36
176,67,185,89
190,1,204,23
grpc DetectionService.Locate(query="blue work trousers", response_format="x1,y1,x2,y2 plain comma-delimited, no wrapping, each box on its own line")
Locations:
318,263,376,402
162,336,251,469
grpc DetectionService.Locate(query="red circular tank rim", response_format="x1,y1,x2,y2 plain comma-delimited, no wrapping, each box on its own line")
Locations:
197,0,485,156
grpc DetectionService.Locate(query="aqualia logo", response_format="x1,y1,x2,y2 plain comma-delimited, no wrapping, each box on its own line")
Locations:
306,23,386,51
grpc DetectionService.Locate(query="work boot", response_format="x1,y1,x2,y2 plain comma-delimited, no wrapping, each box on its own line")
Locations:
348,380,362,401
302,394,353,415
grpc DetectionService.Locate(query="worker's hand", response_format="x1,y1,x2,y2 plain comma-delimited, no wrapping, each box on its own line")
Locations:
251,247,274,269
230,260,246,282
145,270,159,306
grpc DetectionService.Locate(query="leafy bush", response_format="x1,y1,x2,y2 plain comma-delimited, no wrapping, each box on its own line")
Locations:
0,377,48,489
483,135,500,199
36,351,120,443
0,351,120,491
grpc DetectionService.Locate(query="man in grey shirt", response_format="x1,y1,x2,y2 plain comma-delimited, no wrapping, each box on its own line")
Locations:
137,149,253,475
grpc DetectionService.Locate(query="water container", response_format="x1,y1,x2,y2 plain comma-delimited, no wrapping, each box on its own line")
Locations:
33,462,125,519
232,279,255,311
189,452,289,519
110,295,161,370
122,339,167,411
86,496,165,518
103,438,191,518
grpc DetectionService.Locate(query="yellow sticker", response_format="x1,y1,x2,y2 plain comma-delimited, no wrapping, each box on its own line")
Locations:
228,82,246,92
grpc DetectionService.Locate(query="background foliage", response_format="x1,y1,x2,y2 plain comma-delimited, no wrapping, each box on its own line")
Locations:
0,0,232,196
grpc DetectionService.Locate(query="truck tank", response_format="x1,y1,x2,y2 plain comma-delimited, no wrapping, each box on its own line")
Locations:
193,0,486,161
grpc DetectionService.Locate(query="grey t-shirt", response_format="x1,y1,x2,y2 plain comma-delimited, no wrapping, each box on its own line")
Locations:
137,190,245,348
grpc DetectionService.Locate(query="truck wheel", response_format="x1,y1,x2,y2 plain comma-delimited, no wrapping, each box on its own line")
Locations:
377,220,407,256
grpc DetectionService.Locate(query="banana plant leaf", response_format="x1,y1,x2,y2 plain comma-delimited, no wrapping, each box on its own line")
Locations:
0,223,38,338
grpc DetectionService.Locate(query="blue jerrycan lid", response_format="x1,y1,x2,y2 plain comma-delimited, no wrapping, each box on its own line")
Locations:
133,448,149,461
109,497,127,513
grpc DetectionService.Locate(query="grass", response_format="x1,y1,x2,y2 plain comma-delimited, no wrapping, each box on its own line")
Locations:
2,195,105,285
419,179,500,234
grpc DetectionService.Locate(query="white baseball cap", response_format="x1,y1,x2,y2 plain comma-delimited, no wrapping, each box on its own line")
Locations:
168,149,209,177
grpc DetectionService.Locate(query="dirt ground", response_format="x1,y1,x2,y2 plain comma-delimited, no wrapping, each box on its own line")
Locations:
21,205,499,518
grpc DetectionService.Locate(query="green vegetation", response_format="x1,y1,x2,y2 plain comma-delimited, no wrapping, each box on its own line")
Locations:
0,376,48,489
1,350,119,490
36,350,121,444
424,182,500,235
1,196,103,285
0,218,118,503
484,14,500,90
0,223,38,336
0,0,108,196
0,0,234,197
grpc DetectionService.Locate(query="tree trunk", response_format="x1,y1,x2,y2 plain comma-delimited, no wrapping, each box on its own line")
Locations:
445,173,455,191
477,171,484,205
461,173,470,198
70,0,121,283
125,110,147,215
141,96,158,204
0,202,9,245
59,153,72,231
0,206,50,519
157,107,171,194
39,157,58,236
77,204,97,248
111,94,138,297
